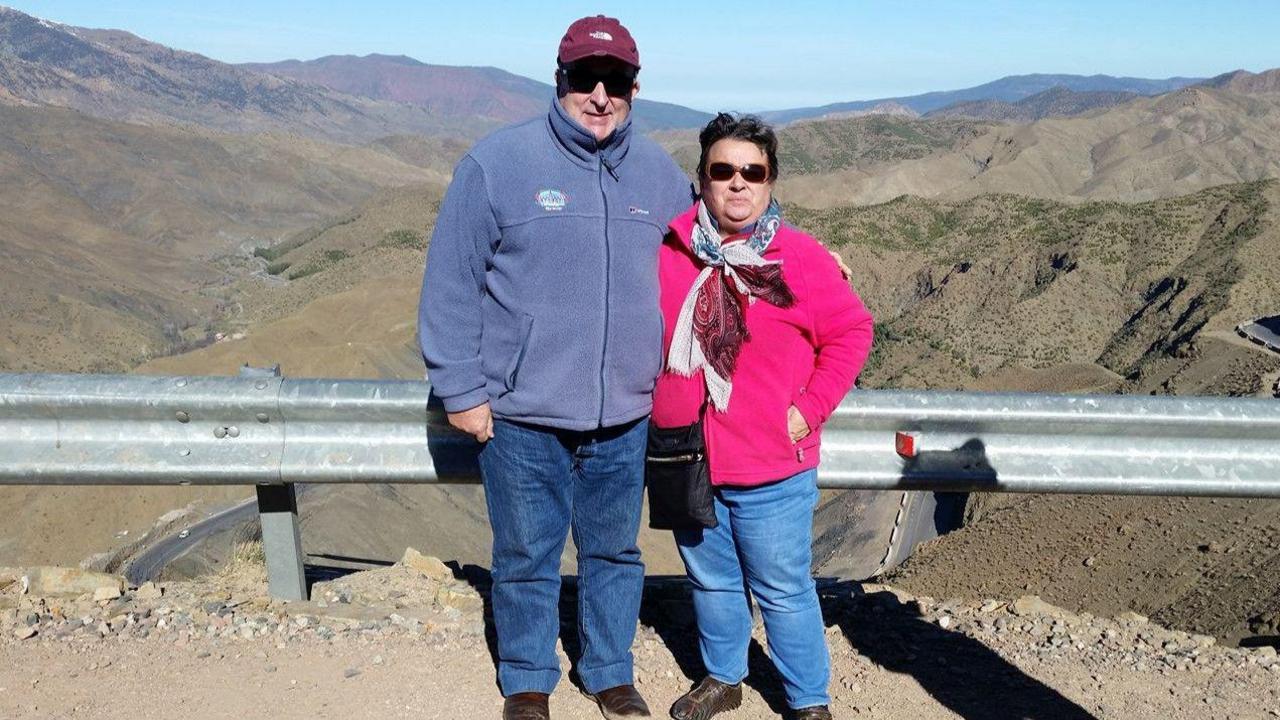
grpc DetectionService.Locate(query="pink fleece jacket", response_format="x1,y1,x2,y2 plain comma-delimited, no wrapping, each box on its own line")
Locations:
652,203,875,487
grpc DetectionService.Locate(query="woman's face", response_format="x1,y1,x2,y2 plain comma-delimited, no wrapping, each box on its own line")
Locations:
700,139,774,236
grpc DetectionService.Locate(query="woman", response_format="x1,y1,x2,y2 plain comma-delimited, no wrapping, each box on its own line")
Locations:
652,114,875,720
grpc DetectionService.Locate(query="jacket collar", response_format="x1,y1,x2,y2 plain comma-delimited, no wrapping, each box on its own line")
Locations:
547,97,632,171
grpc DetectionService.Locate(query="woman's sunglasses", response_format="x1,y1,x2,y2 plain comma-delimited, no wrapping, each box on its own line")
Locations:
561,66,636,97
706,162,771,184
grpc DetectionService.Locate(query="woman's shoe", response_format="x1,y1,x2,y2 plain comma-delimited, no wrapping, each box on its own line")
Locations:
669,676,742,720
792,705,833,720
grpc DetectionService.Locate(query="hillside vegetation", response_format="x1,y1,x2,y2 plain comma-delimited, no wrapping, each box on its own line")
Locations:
793,180,1280,393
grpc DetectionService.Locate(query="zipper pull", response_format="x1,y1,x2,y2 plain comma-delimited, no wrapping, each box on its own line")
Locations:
797,446,805,462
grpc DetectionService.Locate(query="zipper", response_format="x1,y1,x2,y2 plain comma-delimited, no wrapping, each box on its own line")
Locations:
796,386,808,462
646,453,705,463
596,158,611,426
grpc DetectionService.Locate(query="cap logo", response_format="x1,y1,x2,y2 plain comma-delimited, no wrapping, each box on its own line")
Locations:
536,189,568,211
589,31,613,41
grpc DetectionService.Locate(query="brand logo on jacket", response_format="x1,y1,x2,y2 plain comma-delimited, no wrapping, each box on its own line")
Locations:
536,189,568,211
628,206,650,216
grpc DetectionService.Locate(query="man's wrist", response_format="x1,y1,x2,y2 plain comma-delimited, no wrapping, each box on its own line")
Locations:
439,387,490,414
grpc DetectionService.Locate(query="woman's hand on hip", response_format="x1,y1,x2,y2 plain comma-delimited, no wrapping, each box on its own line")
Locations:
827,249,853,281
787,405,811,443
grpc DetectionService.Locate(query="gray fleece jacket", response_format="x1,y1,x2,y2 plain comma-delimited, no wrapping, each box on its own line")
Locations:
418,98,694,430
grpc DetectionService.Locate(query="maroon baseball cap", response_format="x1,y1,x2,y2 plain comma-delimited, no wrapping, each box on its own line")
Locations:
557,15,640,70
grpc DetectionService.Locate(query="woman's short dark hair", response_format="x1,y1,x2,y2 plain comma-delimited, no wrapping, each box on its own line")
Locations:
697,112,779,182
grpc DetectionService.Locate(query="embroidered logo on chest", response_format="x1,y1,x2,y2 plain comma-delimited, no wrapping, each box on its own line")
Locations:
535,189,568,211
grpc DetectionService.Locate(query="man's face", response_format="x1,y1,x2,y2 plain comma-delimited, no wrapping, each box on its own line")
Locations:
556,58,638,142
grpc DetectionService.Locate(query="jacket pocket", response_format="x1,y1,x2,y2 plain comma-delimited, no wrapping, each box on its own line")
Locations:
502,312,535,393
790,385,819,461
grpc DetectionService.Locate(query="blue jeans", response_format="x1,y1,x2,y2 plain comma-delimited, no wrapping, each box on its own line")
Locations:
674,469,829,709
478,417,648,695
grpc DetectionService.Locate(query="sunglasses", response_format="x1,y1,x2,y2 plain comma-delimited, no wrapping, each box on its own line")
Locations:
706,162,771,184
561,66,636,97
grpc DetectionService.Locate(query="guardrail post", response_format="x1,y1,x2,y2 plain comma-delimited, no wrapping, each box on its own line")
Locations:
237,364,306,601
256,482,307,601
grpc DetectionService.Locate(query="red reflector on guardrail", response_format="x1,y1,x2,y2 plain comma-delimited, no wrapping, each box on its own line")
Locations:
896,431,919,458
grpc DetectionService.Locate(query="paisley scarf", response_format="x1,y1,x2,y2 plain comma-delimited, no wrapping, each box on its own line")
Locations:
667,198,794,411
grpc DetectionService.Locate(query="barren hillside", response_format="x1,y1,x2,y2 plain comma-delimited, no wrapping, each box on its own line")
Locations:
0,105,442,375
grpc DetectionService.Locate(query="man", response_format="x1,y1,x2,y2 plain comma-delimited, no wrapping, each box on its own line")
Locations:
418,15,693,720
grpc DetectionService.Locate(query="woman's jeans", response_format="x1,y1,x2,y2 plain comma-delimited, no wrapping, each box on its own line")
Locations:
675,468,829,709
478,417,648,696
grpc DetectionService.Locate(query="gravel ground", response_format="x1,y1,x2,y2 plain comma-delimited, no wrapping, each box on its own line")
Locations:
4,557,1280,720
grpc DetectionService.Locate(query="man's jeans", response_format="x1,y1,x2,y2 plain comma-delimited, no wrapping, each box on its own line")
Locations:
478,417,648,695
674,469,830,709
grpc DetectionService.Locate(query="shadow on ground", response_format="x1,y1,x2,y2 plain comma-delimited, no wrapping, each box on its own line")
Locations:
831,584,1096,720
418,569,1098,720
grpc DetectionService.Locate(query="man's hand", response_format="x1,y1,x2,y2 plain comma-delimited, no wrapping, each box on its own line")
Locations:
787,405,811,443
827,249,854,281
448,403,494,443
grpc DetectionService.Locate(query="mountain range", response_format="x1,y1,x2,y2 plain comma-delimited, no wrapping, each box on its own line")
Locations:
778,69,1280,206
0,7,485,142
241,54,712,133
923,86,1141,122
761,72,1203,124
0,5,1218,136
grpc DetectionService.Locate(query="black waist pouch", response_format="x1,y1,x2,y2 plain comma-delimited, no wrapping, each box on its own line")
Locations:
645,415,717,530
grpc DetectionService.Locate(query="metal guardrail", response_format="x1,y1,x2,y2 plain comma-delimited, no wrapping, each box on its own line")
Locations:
1237,317,1280,354
2,371,1279,598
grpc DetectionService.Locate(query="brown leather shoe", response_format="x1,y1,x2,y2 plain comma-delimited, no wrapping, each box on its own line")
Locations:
503,692,550,720
585,684,651,719
792,705,833,720
670,676,742,720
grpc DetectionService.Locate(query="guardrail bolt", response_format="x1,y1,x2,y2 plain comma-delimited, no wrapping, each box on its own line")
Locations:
213,426,227,439
177,448,190,457
175,411,190,423
256,413,270,423
175,379,187,388
227,426,240,438
255,381,268,390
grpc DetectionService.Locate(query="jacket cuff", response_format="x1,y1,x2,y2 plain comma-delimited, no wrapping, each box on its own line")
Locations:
793,393,825,433
438,387,490,414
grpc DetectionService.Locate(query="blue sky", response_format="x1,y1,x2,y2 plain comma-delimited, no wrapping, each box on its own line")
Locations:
7,1,1280,110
